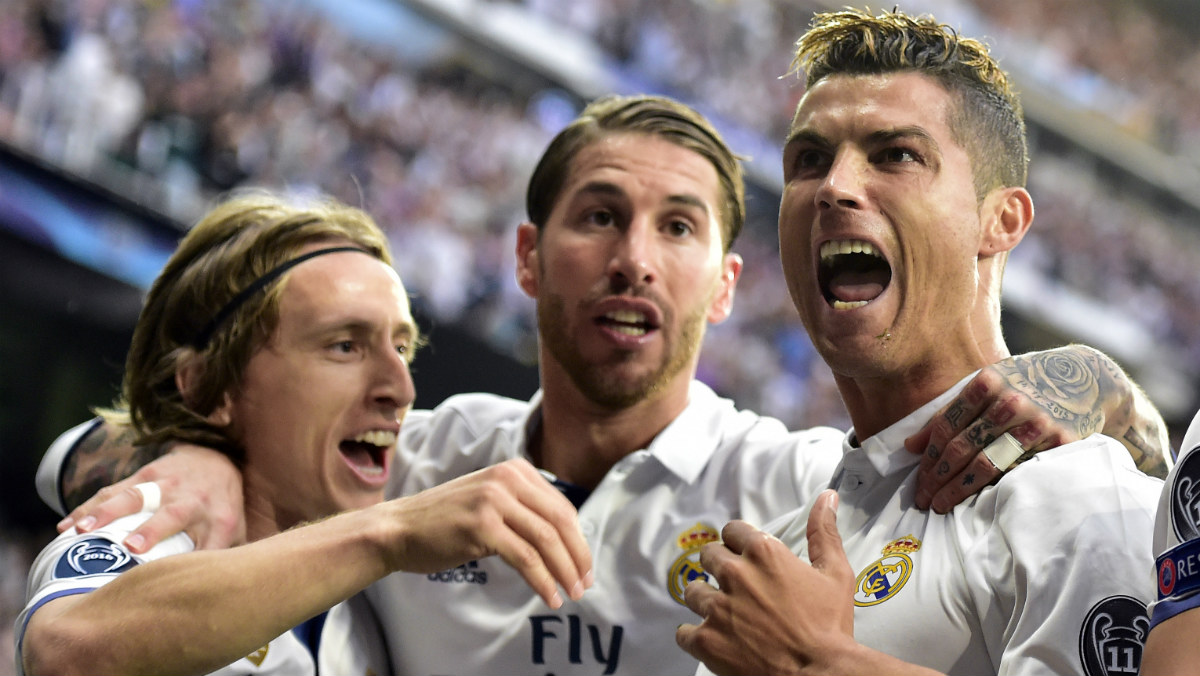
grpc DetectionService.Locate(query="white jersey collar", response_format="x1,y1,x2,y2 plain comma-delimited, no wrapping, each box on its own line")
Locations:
522,381,728,485
845,371,980,478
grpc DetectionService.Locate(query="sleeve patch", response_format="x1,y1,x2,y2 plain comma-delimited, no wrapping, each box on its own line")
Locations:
53,537,139,578
1078,595,1149,676
1156,537,1200,601
1170,445,1200,541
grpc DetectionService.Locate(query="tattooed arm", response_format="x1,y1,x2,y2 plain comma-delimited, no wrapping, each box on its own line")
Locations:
59,421,171,513
909,344,1171,512
47,417,244,551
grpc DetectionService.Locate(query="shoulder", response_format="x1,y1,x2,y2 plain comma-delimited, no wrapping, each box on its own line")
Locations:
691,381,843,453
1153,412,1200,554
1000,434,1162,500
980,434,1160,552
402,392,531,443
26,514,194,599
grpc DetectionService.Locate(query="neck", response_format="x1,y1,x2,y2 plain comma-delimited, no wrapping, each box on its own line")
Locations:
837,329,1010,443
532,376,691,491
239,474,295,543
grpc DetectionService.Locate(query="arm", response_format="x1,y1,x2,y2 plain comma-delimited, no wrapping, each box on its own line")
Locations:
23,459,592,676
58,420,171,514
675,492,942,676
908,344,1171,512
1142,612,1200,675
50,419,244,552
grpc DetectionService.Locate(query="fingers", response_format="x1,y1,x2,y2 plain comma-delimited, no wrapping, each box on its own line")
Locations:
437,460,591,610
58,446,246,553
676,580,731,674
921,451,1005,515
121,498,195,553
58,475,148,535
490,462,593,607
805,491,851,581
911,368,1031,510
714,520,762,557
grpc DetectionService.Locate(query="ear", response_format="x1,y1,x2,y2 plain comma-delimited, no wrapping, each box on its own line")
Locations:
979,186,1033,257
515,221,540,299
706,252,744,324
175,352,233,426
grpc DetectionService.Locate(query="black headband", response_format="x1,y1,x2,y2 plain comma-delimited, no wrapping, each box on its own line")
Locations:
191,246,370,350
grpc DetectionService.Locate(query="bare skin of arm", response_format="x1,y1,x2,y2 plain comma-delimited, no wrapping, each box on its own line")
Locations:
24,459,592,676
1140,611,1200,676
907,344,1171,512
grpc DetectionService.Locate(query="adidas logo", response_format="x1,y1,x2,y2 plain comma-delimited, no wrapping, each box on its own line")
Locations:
428,560,488,585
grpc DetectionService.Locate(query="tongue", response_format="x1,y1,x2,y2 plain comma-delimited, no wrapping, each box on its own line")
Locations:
340,441,378,468
828,269,887,303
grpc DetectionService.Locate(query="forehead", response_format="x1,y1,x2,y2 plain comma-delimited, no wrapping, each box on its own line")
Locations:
790,71,956,142
278,250,414,330
562,133,722,207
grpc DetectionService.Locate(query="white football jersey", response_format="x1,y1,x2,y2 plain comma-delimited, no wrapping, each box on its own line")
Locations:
750,376,1161,676
35,382,842,675
350,381,843,676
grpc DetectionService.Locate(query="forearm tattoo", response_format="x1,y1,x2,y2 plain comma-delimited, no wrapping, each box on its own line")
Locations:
62,425,169,512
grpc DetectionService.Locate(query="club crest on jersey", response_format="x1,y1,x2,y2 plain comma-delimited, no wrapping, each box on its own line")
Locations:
1078,595,1149,676
666,523,720,605
53,538,138,578
245,645,268,667
1170,446,1200,541
853,534,920,607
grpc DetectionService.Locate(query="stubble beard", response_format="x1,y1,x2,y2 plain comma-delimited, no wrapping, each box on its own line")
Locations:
538,291,706,410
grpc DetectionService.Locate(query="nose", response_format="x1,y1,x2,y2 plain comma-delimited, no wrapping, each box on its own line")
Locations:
815,152,866,210
372,343,416,415
607,218,657,289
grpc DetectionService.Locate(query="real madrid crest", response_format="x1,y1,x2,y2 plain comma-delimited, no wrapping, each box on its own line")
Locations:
666,523,720,605
854,534,921,607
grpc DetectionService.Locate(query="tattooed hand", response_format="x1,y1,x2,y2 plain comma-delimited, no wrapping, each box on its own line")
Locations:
907,344,1171,512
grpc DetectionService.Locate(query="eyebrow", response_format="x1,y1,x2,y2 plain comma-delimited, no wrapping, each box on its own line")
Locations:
869,126,941,153
308,317,420,344
576,180,712,215
783,128,830,150
784,125,940,152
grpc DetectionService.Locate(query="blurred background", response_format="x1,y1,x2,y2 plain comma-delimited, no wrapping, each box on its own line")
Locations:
2,0,1198,668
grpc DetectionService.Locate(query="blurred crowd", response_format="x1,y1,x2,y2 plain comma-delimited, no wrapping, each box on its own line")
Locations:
514,0,1200,161
1,1,1198,667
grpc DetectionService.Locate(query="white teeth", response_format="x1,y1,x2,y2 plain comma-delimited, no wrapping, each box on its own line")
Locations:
610,325,647,336
831,300,869,310
820,240,879,261
606,309,647,324
354,430,397,447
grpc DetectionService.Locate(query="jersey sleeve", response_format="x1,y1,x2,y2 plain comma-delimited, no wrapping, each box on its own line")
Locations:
36,418,104,516
972,437,1160,675
732,422,842,529
15,513,194,671
1148,408,1200,628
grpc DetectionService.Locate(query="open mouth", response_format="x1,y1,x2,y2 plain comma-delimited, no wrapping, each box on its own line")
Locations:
339,429,395,478
597,309,657,337
818,240,892,309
